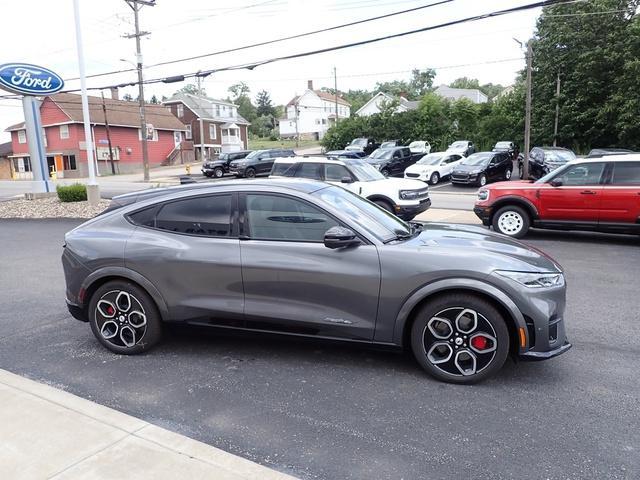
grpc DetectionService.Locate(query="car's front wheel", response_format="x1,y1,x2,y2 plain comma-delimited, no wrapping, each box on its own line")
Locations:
88,280,162,355
478,174,487,187
410,293,510,384
244,167,256,178
505,169,512,180
380,168,390,178
492,205,530,238
373,199,394,214
429,172,440,185
213,167,224,178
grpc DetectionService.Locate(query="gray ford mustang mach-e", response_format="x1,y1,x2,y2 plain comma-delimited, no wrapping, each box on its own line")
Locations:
62,178,570,384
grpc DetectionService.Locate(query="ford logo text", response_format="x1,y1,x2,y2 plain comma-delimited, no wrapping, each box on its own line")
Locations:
0,63,64,96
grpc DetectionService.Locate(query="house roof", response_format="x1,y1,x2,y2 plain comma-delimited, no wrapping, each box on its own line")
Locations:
162,93,250,125
5,92,187,132
0,141,12,157
286,90,350,108
355,92,419,115
434,85,488,102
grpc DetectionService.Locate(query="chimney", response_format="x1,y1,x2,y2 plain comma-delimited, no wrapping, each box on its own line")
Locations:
110,87,119,100
307,80,313,90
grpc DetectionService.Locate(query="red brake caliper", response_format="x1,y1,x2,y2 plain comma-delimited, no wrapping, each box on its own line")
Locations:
471,335,489,350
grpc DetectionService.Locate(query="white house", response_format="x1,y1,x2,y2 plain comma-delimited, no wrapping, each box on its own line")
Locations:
434,85,488,104
279,81,351,140
356,92,420,117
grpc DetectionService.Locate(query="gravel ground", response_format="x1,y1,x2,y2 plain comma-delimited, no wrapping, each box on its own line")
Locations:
0,197,109,219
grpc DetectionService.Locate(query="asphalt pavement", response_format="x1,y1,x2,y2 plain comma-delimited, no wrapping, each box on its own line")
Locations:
0,219,638,480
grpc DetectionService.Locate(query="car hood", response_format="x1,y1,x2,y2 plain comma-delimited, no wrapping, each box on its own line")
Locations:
204,159,227,166
400,223,561,272
367,177,427,190
453,164,486,173
405,163,435,174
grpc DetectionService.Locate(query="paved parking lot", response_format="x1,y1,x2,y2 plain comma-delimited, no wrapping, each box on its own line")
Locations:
1,219,638,480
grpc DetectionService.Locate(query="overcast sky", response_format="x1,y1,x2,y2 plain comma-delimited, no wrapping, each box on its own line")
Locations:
0,0,542,142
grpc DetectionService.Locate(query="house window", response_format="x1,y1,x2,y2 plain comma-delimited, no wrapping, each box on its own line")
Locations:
60,124,70,139
185,124,192,140
18,130,26,144
322,119,327,125
63,154,77,170
315,119,320,125
209,124,217,140
41,128,47,147
215,105,220,117
12,157,31,172
177,104,184,117
138,128,159,141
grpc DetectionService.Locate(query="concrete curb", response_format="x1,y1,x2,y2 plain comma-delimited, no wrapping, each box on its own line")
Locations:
0,369,298,480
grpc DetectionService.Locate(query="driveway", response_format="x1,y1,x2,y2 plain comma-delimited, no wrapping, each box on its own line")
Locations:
0,219,638,479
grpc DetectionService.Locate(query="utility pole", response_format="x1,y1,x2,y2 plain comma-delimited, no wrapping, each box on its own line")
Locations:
294,105,300,148
101,91,116,175
124,0,155,182
553,72,561,147
523,40,533,180
333,67,339,126
73,0,100,204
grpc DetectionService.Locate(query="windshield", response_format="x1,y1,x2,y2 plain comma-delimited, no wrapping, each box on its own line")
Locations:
313,185,410,242
409,141,425,149
218,153,229,161
350,138,367,146
494,142,511,149
348,160,385,181
245,150,264,159
368,148,393,160
535,163,571,184
380,141,396,148
449,141,467,148
545,150,576,163
416,153,443,165
461,152,492,166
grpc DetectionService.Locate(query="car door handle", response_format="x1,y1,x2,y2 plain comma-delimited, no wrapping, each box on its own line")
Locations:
580,190,597,195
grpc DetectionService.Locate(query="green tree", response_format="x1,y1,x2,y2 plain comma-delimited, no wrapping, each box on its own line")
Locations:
173,83,206,96
376,68,435,100
149,94,159,104
255,90,276,117
228,82,257,125
122,93,133,102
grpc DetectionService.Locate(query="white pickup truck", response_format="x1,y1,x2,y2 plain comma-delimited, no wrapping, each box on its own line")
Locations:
270,156,431,220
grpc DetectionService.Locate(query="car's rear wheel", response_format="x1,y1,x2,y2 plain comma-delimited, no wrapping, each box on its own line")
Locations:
430,172,440,185
492,205,530,238
245,167,256,178
213,167,224,178
410,294,509,384
380,168,390,178
88,280,162,355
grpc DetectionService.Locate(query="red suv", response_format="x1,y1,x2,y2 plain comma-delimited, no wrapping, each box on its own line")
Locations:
474,156,640,238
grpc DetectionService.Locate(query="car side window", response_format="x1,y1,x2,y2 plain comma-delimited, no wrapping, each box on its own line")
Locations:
324,164,353,182
154,195,233,237
555,163,605,186
611,162,640,185
244,194,339,242
393,150,401,159
294,163,322,180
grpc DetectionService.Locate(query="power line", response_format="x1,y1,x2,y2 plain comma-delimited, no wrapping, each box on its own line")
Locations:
64,0,454,82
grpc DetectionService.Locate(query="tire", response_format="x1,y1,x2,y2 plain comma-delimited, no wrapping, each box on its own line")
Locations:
203,172,212,178
505,169,512,180
478,174,487,187
380,168,390,178
213,167,224,178
244,167,256,178
88,280,162,355
519,165,524,180
373,199,394,214
492,205,530,238
410,293,510,384
429,172,440,185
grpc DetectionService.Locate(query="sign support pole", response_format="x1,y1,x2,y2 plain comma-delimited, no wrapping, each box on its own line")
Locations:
21,96,49,193
73,0,100,205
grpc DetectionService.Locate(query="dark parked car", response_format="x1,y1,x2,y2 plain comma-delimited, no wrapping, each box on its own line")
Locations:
492,141,519,160
518,147,576,180
451,151,513,186
345,137,380,155
446,140,475,157
366,146,423,177
202,150,251,178
380,140,402,149
229,149,295,178
325,150,367,160
63,178,570,384
586,148,635,158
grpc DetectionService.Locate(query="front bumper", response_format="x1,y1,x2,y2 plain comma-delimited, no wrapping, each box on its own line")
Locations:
520,340,572,361
396,197,431,219
451,173,479,184
228,165,245,176
404,172,430,182
473,205,493,226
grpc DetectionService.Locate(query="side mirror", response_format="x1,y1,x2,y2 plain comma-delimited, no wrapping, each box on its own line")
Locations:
340,176,353,184
550,179,563,187
324,226,360,249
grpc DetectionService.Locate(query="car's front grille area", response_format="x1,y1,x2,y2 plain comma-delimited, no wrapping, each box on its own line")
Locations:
452,173,470,182
548,316,561,343
405,172,420,178
414,187,430,200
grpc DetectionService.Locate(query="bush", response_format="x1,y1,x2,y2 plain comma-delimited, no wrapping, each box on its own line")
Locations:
57,183,88,202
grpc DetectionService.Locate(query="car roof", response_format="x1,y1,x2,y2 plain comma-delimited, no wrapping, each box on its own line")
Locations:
273,155,344,165
573,154,640,163
536,146,571,151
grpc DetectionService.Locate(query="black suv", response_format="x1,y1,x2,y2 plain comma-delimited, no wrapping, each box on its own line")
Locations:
366,146,422,177
229,149,295,178
451,151,513,186
202,151,251,178
518,147,576,180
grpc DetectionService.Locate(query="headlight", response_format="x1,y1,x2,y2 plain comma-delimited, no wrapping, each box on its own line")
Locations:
477,189,489,201
496,271,564,288
399,189,422,200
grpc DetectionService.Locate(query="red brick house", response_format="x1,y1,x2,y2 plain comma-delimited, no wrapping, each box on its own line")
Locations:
163,93,250,161
5,92,187,178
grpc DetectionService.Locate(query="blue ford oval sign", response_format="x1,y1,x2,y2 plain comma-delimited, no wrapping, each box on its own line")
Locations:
0,63,64,96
